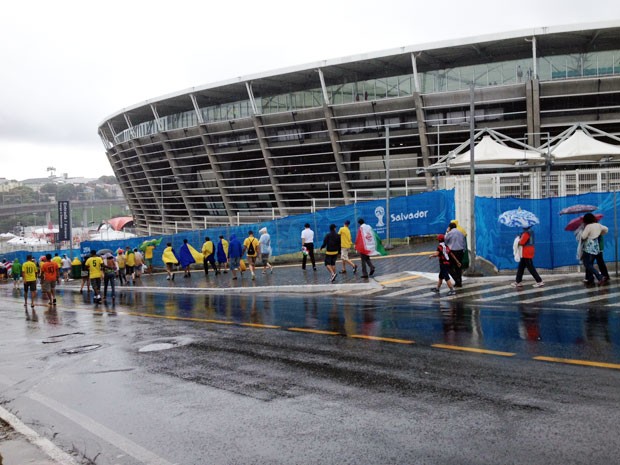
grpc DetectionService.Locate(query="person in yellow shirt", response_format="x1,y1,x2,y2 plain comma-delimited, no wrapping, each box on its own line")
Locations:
201,236,218,276
125,247,136,284
337,220,357,274
144,244,156,274
242,231,260,280
22,255,38,309
85,250,104,304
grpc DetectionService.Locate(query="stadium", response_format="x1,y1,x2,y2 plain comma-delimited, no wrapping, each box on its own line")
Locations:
98,21,620,236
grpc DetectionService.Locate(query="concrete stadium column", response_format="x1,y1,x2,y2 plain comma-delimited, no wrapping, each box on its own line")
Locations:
111,143,150,231
526,78,542,146
321,104,352,204
197,126,235,222
251,115,288,216
156,134,200,229
411,93,434,190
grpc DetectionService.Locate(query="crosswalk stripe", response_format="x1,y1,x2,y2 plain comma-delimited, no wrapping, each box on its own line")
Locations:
568,290,620,306
477,281,576,302
382,287,423,297
517,287,600,304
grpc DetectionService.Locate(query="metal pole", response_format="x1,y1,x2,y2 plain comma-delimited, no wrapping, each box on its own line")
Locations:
386,125,391,248
160,177,164,235
615,190,618,277
469,84,477,273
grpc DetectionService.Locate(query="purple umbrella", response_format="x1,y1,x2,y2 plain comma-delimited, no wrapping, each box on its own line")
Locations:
559,204,598,215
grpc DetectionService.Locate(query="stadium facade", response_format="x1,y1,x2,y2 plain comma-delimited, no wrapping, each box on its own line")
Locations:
98,21,620,234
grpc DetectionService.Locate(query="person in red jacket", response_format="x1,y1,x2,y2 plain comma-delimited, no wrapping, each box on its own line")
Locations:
512,226,544,288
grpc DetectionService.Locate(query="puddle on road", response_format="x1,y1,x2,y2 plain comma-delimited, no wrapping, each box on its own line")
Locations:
138,336,193,353
42,332,86,344
58,344,103,355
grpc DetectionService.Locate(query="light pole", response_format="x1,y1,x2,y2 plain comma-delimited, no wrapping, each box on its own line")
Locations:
468,83,477,274
385,123,394,249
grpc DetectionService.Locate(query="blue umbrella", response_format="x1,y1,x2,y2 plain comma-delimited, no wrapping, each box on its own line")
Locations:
498,208,539,228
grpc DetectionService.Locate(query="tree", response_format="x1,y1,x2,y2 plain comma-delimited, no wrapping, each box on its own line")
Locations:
57,184,77,201
99,175,118,184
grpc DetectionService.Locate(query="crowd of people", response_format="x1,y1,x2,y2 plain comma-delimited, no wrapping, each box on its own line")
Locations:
157,218,383,284
4,213,611,307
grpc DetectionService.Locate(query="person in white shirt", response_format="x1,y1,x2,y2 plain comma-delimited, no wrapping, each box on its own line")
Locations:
301,223,316,271
580,213,609,285
61,255,72,282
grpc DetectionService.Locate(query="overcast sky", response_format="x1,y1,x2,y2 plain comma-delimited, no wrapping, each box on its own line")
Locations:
0,0,617,181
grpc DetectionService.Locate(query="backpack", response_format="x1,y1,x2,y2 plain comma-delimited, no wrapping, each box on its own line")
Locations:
247,239,256,256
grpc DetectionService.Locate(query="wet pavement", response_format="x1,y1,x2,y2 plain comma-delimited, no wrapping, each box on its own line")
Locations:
2,240,620,464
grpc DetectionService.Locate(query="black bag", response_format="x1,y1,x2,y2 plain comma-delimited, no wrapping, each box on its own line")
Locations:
247,239,256,256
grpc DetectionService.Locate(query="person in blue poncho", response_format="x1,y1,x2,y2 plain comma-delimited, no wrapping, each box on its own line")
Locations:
178,239,200,278
227,234,243,280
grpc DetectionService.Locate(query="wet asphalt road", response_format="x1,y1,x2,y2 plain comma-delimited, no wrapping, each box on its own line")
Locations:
1,282,620,465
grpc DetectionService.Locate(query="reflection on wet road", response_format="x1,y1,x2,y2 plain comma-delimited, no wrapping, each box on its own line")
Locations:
25,287,619,369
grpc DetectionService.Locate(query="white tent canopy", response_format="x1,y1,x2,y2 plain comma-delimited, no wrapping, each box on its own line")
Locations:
448,135,544,170
550,129,620,163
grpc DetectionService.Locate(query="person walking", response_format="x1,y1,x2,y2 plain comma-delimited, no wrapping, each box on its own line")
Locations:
61,254,72,282
11,258,22,290
428,234,458,296
125,247,136,284
179,239,200,278
337,220,357,274
116,250,127,285
201,236,218,276
228,234,243,280
216,235,229,274
79,255,91,293
162,242,178,281
41,253,60,306
581,212,609,285
258,227,273,274
445,222,466,287
134,248,144,280
354,218,377,279
301,223,317,271
512,226,544,288
22,255,38,309
85,250,104,304
144,242,156,274
102,253,117,303
243,230,260,280
320,224,341,283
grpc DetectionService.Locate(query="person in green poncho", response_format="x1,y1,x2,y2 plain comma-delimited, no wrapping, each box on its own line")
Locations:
11,258,22,289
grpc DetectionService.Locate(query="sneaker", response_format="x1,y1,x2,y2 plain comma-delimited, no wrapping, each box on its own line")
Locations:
166,276,171,280
353,265,358,273
447,289,456,296
330,273,337,283
510,282,523,288
339,270,347,274
431,288,440,293
232,277,238,280
369,268,375,276
533,281,545,288
598,277,609,285
251,273,256,280
361,275,369,279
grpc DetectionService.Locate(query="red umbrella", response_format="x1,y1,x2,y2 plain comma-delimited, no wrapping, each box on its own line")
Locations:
559,204,598,215
564,213,603,231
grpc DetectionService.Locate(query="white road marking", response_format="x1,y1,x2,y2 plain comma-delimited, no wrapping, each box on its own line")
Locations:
28,391,176,465
0,404,80,465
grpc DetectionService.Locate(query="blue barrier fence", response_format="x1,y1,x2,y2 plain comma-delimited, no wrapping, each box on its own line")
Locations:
1,190,455,267
477,192,619,270
4,190,617,272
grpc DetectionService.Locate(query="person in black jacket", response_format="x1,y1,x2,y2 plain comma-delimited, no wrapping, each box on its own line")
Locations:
320,224,341,283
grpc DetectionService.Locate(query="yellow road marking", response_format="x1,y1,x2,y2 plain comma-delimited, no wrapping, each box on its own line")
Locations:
351,335,414,344
534,356,620,370
123,312,234,325
288,327,340,336
240,323,281,329
379,275,421,285
432,344,515,357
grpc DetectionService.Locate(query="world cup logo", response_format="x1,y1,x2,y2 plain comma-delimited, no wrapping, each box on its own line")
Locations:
374,206,385,227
